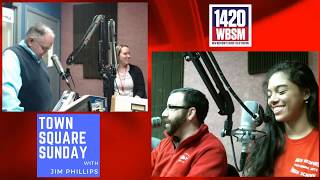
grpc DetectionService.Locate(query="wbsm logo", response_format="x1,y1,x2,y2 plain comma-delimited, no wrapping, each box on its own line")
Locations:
209,4,252,47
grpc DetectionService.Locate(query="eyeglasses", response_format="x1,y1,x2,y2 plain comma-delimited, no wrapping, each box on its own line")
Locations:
166,105,191,110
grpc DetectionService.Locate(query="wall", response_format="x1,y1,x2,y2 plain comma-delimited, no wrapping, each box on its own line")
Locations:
184,51,318,166
309,52,319,81
118,2,148,94
16,3,61,41
61,2,148,97
61,3,101,96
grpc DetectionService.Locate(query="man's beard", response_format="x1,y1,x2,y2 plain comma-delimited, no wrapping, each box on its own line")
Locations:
165,116,186,136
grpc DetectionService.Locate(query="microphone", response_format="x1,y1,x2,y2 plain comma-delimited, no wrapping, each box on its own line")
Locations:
51,54,69,84
152,117,162,128
232,101,265,170
108,19,117,67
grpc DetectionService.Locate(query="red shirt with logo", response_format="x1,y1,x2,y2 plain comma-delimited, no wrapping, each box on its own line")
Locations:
274,129,319,177
151,124,227,177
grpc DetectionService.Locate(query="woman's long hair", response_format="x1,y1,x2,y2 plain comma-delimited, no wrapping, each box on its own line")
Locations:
245,61,319,176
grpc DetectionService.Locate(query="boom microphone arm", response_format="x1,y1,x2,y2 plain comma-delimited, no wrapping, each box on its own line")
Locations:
66,15,105,66
184,52,234,127
185,52,235,141
184,52,262,172
99,19,117,81
64,14,117,98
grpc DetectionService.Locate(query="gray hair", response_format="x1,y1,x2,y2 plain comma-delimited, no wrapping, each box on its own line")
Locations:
26,23,55,39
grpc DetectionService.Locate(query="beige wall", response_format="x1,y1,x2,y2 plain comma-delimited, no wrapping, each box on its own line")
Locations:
60,2,148,97
118,2,148,94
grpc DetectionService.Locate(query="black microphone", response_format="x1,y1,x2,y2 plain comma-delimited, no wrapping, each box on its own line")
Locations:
152,117,162,128
51,54,69,84
233,101,265,170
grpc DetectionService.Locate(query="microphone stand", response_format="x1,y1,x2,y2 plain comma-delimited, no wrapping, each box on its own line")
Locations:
99,19,117,111
66,15,105,66
184,52,263,172
99,19,117,80
184,52,234,136
63,68,77,93
64,15,117,108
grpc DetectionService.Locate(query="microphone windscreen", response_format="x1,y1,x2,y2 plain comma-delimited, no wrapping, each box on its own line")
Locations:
152,117,162,128
240,101,259,130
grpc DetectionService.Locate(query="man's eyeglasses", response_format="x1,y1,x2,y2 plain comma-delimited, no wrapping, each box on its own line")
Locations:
166,105,191,110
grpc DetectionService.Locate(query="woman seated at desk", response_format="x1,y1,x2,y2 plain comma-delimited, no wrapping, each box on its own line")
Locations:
103,44,146,111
